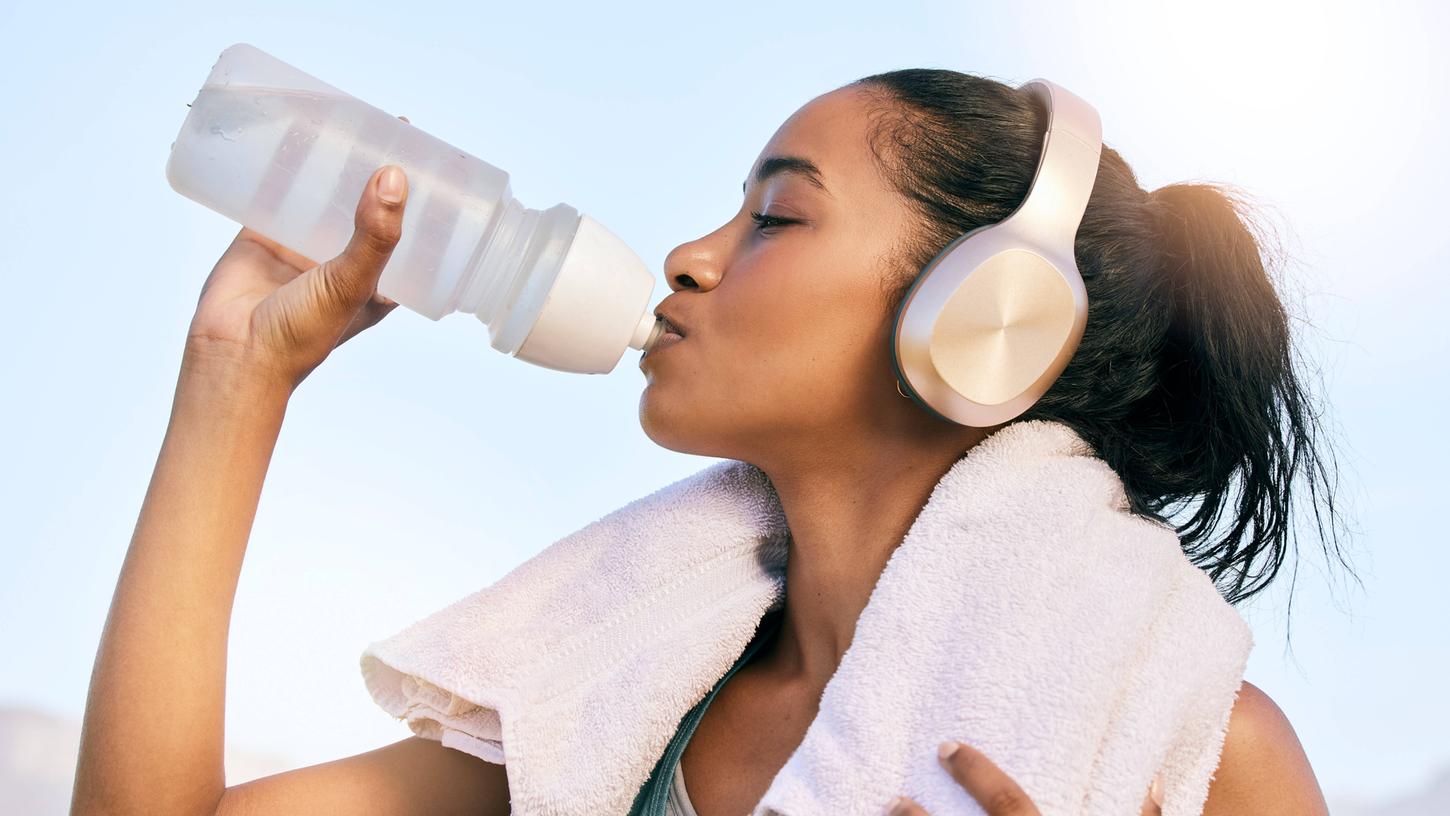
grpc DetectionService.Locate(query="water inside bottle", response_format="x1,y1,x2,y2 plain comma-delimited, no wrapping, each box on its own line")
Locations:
191,84,367,231
180,82,518,320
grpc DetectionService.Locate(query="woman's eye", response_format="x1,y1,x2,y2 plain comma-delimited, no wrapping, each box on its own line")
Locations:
749,210,797,234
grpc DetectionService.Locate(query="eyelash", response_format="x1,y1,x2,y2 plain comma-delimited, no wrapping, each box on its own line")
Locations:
749,210,798,233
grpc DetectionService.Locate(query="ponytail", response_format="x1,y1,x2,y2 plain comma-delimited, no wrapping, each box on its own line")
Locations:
852,68,1360,615
1142,182,1353,604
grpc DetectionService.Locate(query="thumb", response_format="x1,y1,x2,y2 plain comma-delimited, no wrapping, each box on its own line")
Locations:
311,164,408,321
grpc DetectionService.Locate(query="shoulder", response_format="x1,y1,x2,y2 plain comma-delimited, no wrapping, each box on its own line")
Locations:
1201,680,1330,815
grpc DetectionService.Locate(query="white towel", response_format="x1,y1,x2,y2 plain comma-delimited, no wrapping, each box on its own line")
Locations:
359,418,1254,816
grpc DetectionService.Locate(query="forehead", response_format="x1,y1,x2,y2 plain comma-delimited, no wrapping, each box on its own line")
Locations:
745,85,888,200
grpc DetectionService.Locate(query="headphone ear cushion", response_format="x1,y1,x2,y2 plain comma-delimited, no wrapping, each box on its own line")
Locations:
928,249,1078,405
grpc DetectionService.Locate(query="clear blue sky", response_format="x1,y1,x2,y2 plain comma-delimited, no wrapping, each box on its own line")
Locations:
2,0,1446,806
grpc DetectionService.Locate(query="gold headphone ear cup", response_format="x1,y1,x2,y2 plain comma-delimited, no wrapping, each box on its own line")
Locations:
929,250,1078,406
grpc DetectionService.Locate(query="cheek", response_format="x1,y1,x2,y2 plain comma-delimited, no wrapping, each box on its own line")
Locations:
725,271,891,413
641,237,898,443
727,243,882,342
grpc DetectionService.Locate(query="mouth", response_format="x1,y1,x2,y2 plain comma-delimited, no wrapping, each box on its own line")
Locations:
640,315,686,365
656,313,686,339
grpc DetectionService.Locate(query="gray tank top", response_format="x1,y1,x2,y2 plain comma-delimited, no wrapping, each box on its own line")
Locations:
629,609,784,816
665,758,701,816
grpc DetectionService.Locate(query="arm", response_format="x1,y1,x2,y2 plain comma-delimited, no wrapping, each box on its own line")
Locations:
215,736,509,815
70,358,287,816
71,163,510,816
1201,680,1330,815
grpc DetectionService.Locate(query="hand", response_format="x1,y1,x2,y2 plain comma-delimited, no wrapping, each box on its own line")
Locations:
183,114,415,391
884,740,1162,816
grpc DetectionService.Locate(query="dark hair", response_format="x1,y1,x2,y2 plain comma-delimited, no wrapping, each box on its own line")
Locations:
848,68,1359,614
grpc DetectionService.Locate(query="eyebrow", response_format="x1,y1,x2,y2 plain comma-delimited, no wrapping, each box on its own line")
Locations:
742,155,831,196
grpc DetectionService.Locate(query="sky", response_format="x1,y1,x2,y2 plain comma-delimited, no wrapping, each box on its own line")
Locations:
2,0,1447,808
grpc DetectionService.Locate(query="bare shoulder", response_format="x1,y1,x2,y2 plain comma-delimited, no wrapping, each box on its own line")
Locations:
1201,680,1330,816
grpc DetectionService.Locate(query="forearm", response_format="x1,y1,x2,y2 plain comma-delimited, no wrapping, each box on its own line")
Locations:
72,351,291,816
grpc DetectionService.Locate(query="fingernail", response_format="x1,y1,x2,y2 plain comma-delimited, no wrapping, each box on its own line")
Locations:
885,796,908,815
378,166,405,204
938,741,960,762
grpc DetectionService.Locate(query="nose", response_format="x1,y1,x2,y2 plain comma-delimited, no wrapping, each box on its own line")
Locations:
662,231,726,293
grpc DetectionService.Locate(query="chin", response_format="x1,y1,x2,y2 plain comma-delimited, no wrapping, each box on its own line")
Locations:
637,387,729,458
638,384,686,451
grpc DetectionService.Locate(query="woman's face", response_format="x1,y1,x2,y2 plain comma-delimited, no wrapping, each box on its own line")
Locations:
638,85,929,462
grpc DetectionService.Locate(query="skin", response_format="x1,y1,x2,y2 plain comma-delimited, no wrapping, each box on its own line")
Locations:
72,118,509,816
640,85,1330,815
68,89,1330,816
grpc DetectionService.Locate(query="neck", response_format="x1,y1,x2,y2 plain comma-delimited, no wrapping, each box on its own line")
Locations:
751,428,988,688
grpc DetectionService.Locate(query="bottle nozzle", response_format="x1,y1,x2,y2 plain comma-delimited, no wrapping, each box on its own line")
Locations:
632,311,667,353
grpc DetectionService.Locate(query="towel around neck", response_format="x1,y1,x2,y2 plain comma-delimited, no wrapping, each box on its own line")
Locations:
360,418,1254,816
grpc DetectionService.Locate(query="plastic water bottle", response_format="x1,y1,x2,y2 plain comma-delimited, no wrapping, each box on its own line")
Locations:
165,43,665,374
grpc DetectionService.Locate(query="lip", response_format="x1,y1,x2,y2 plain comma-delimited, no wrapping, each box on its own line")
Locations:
654,310,688,338
639,331,685,366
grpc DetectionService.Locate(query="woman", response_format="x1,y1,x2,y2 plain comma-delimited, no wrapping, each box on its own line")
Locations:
72,70,1344,815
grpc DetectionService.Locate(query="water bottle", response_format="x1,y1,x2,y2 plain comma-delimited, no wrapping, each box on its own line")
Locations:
165,43,666,374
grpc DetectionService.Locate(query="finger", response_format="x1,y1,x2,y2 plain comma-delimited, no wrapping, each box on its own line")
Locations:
884,795,929,815
308,164,408,328
938,741,1039,816
1140,780,1163,816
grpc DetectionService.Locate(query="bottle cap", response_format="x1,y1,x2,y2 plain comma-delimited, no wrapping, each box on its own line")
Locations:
512,214,656,373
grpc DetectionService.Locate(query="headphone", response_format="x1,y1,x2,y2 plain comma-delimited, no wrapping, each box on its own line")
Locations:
890,78,1103,427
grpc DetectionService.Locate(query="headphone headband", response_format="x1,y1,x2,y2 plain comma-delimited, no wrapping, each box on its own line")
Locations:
1006,79,1104,251
889,77,1103,428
